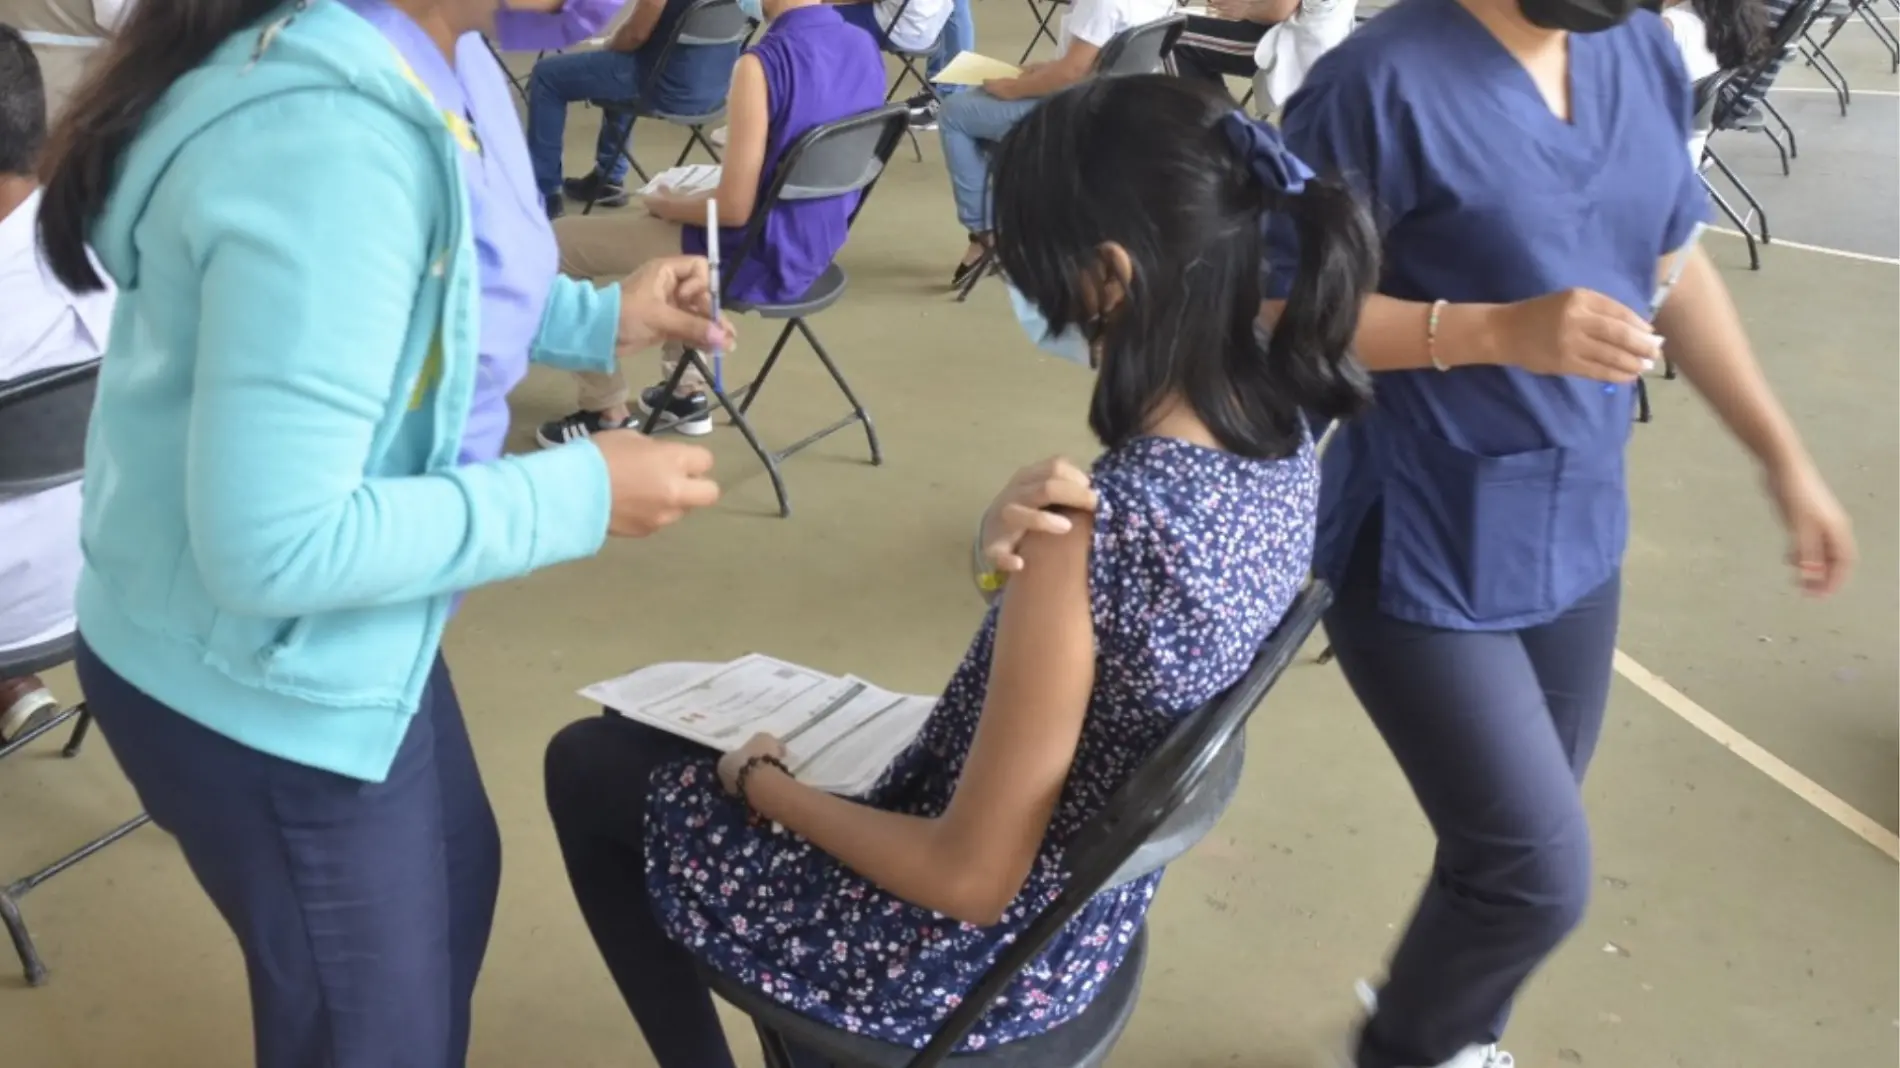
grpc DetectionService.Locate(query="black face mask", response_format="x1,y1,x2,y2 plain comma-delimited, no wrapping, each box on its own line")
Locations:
1516,0,1644,32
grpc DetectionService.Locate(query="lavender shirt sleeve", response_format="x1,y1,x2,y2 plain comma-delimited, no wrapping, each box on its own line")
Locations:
493,0,627,50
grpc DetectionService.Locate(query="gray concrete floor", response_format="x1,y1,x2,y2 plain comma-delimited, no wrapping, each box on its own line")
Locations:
2,5,1895,1065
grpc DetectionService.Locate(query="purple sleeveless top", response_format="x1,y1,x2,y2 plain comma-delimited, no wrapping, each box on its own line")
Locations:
681,5,885,303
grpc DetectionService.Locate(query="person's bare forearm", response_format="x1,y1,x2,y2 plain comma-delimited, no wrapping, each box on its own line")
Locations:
746,769,990,922
1263,295,1504,372
1653,249,1811,474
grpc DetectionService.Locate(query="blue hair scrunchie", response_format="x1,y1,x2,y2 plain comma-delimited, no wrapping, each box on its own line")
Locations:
1218,110,1316,196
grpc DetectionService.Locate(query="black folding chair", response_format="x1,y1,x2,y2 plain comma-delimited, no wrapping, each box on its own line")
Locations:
708,582,1333,1068
0,360,153,987
877,0,951,161
1805,0,1899,78
641,104,911,517
1700,0,1826,245
582,0,752,206
1689,71,1762,273
955,14,1189,302
1019,0,1072,63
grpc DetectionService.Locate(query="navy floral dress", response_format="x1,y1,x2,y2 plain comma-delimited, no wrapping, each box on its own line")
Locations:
645,435,1319,1050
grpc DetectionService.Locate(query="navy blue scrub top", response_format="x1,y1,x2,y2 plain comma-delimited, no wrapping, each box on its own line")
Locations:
1267,0,1709,631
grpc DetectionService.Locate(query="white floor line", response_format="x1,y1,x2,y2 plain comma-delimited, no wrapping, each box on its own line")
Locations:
1707,226,1900,266
1769,85,1900,96
1613,651,1900,862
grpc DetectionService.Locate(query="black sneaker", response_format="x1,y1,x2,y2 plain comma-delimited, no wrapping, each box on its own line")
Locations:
562,171,630,209
637,386,714,436
544,192,565,221
905,92,940,131
536,409,630,449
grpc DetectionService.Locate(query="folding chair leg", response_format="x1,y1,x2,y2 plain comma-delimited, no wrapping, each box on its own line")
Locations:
1701,172,1760,270
61,705,91,759
678,125,723,167
753,1021,803,1068
1761,124,1790,176
1704,148,1769,244
647,348,794,516
1635,375,1652,424
1018,0,1061,65
1760,98,1797,160
794,317,882,466
1315,644,1336,666
1802,39,1852,113
2,811,153,986
1854,0,1900,68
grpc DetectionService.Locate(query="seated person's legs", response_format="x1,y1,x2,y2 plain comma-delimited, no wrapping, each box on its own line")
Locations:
539,214,713,446
545,717,833,1068
527,49,648,218
937,89,1039,282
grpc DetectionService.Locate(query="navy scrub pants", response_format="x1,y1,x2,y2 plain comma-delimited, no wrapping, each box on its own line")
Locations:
75,641,501,1068
1323,523,1620,1068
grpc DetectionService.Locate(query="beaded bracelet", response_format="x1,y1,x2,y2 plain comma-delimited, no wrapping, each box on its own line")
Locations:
735,753,791,812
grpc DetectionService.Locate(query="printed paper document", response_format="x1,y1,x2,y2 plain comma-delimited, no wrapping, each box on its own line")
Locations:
581,654,936,795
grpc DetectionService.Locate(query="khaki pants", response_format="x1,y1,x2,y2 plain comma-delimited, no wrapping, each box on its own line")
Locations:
552,212,701,411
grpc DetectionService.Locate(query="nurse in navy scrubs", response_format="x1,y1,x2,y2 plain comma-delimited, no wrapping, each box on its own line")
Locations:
1266,0,1856,1065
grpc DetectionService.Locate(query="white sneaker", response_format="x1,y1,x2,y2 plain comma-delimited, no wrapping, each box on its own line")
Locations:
0,685,60,743
1344,981,1515,1068
709,125,728,148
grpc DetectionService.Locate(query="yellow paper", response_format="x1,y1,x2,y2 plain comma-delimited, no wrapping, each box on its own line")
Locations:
932,51,1023,86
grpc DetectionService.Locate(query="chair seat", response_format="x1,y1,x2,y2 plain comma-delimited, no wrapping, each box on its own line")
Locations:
703,926,1147,1068
728,263,847,318
0,632,76,677
588,99,728,126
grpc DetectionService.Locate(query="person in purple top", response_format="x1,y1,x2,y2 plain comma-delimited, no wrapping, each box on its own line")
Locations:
535,0,885,445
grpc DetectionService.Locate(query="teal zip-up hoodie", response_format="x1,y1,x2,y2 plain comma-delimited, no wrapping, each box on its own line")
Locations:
76,1,621,781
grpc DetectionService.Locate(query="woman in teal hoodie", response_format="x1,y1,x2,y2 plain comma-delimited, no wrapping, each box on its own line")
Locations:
35,0,728,1061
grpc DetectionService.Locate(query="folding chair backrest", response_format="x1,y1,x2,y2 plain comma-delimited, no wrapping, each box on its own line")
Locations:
1714,0,1820,126
0,359,98,500
1691,70,1732,135
640,0,752,99
899,581,1334,1068
721,103,911,292
1094,13,1188,76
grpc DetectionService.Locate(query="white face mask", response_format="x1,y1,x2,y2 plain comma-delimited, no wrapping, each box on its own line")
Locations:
1007,285,1095,369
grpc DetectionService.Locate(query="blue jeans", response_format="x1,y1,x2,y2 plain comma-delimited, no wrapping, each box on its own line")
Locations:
938,89,1038,231
78,645,501,1068
928,0,977,93
528,49,647,194
1324,520,1618,1068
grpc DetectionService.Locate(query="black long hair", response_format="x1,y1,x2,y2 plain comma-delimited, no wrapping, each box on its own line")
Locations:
1694,0,1769,71
991,75,1375,462
38,0,291,292
0,25,46,176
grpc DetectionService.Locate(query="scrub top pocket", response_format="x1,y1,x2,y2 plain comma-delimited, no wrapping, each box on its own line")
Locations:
1380,426,1563,626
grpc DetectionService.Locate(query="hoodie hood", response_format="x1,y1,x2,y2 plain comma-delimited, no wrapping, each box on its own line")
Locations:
92,0,449,288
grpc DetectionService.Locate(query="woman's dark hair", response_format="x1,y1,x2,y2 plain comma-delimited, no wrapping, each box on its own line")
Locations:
1695,0,1770,71
0,25,46,176
991,75,1375,462
38,0,289,292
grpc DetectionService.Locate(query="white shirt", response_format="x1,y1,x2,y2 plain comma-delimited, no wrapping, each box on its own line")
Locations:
875,0,952,53
1253,0,1357,113
1662,5,1719,162
0,189,114,653
1060,0,1177,54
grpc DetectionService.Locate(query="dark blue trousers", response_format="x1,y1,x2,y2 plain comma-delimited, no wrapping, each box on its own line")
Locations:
1324,525,1620,1068
76,642,501,1068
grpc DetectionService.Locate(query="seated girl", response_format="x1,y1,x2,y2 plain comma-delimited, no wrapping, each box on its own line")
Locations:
937,0,1174,285
537,0,883,446
543,75,1376,1063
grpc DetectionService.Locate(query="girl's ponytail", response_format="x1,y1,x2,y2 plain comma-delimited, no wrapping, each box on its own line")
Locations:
1261,175,1377,426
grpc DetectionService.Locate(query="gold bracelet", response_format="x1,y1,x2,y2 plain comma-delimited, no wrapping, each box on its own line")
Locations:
1426,299,1449,372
